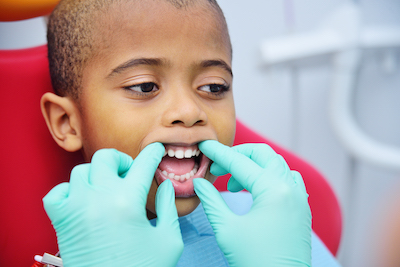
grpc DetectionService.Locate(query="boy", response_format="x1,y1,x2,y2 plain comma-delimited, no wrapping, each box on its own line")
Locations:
41,0,235,220
41,0,333,266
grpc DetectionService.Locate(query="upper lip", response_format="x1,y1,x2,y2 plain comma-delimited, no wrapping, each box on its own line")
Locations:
161,141,203,147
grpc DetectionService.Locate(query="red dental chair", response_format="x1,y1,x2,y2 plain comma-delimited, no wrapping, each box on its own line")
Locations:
0,45,342,266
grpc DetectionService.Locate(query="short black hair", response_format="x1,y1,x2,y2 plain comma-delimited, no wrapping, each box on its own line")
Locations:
47,0,230,100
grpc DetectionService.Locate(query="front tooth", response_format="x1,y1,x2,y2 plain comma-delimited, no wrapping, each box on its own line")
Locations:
168,149,175,157
162,170,168,176
175,150,184,159
179,175,186,182
185,173,191,179
192,150,197,156
168,173,175,179
184,149,192,158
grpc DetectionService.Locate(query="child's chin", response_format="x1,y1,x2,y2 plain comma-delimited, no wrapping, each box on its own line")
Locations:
174,171,216,217
174,196,202,217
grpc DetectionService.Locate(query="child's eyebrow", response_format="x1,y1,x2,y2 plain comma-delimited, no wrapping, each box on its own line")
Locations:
107,58,233,78
200,59,233,77
107,58,167,78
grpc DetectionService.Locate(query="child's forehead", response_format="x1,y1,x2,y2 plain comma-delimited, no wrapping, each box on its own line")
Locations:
94,0,228,43
96,0,218,26
89,0,231,63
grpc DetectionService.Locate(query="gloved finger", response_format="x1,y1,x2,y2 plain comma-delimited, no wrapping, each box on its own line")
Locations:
124,142,165,204
199,140,264,193
193,178,233,224
229,143,277,169
68,163,91,192
292,171,308,195
209,143,276,176
264,154,292,182
209,162,229,176
155,181,184,266
89,149,133,186
210,163,244,192
227,177,244,192
43,182,70,222
155,180,180,230
214,144,279,192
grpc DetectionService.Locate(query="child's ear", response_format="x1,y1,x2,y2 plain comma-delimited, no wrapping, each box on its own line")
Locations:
40,92,83,152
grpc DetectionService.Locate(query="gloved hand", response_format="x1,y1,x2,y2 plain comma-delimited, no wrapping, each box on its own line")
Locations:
193,140,311,267
43,144,183,267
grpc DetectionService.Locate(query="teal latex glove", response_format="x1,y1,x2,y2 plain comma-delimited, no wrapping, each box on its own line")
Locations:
193,140,311,266
43,144,183,267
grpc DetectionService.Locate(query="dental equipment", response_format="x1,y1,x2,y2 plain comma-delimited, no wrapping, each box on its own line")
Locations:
33,252,63,267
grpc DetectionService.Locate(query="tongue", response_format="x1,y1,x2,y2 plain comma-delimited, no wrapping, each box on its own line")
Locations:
159,156,195,175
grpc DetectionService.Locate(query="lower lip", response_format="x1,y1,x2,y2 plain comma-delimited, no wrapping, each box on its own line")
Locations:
154,154,210,197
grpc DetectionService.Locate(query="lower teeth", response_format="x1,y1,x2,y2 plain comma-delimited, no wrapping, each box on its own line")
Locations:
161,164,199,181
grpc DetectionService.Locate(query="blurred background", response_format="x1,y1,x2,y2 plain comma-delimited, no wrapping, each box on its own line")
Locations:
1,0,399,266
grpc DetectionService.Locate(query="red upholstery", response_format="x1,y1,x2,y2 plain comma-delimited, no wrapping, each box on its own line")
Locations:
0,45,83,266
0,45,341,266
214,120,342,256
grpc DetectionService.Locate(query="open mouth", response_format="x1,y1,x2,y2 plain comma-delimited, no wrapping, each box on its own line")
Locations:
155,144,210,197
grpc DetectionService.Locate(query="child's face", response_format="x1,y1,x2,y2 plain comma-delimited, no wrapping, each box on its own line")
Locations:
76,0,235,217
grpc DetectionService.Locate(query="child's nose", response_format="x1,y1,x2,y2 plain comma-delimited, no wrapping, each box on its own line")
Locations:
162,90,208,127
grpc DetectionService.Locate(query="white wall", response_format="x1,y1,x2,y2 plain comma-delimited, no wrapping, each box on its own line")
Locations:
1,1,400,266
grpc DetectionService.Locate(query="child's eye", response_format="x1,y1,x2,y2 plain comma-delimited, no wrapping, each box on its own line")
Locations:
125,82,159,93
198,83,230,94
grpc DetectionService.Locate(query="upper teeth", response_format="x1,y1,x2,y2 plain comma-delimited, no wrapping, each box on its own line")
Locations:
165,148,200,159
